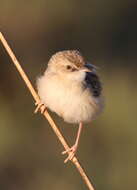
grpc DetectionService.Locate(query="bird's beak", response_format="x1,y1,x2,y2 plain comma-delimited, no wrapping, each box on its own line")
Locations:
81,67,92,73
80,66,92,73
80,63,97,72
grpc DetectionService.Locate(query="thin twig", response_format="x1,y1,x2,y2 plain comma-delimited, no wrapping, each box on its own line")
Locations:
0,32,95,190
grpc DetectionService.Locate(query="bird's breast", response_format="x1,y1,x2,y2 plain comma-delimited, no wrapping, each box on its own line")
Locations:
37,73,103,124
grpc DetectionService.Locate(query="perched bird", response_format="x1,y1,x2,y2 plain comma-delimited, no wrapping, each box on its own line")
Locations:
35,50,104,163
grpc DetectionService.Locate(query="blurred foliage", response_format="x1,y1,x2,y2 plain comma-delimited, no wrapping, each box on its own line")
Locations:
0,0,137,190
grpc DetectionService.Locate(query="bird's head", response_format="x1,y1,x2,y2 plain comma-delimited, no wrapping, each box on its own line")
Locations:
47,50,97,82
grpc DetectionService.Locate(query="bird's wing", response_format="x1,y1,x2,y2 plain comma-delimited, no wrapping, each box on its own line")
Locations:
84,72,102,97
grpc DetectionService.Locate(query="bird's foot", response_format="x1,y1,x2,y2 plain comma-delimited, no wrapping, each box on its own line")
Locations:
62,144,77,163
34,101,46,114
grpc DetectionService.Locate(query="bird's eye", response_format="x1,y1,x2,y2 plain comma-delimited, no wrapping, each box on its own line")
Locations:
66,65,72,70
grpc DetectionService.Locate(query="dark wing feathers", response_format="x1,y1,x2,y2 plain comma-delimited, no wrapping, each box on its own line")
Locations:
85,72,102,97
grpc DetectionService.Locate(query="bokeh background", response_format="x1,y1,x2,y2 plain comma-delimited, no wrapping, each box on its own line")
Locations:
0,0,137,190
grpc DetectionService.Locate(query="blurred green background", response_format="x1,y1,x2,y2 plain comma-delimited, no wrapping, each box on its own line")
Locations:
0,0,137,189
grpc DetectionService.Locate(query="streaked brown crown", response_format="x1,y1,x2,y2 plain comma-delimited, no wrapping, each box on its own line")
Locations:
48,50,85,68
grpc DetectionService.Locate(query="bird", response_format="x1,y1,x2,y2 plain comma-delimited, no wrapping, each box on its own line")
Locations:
35,50,104,163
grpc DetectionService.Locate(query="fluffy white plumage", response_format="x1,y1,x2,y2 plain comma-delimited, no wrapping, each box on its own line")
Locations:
36,50,103,124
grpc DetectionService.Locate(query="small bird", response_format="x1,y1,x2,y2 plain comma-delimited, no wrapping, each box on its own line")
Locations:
35,50,104,163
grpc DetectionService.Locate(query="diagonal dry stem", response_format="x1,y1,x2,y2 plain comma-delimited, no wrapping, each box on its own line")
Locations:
0,32,95,190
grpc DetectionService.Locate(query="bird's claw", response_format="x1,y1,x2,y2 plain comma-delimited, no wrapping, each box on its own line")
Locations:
62,145,77,163
34,101,46,114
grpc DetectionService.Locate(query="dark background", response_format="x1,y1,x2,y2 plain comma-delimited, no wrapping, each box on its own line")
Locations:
0,0,137,189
